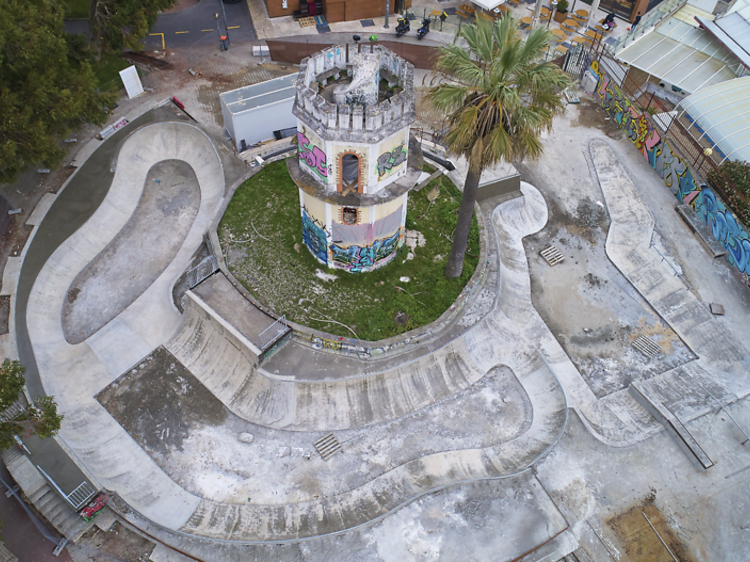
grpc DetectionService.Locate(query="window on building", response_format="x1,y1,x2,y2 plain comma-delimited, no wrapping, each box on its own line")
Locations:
342,154,359,193
343,207,358,225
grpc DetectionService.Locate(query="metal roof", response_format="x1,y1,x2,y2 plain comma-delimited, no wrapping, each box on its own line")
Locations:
220,74,297,114
676,76,750,163
617,19,739,94
697,11,750,70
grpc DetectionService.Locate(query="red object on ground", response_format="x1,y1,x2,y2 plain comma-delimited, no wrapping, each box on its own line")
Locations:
171,97,185,110
81,493,109,521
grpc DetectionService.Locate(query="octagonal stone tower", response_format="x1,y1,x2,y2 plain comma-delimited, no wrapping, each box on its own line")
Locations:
289,44,421,273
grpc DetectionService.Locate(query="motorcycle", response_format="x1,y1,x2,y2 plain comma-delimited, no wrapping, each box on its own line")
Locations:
416,17,430,40
395,16,410,38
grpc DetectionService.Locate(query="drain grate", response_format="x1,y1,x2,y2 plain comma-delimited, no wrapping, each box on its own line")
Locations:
632,335,662,358
540,245,565,266
313,433,342,461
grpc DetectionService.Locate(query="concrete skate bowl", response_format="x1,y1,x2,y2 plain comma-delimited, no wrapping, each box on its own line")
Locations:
62,158,202,344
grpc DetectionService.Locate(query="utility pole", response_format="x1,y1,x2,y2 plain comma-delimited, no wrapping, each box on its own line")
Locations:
385,0,390,28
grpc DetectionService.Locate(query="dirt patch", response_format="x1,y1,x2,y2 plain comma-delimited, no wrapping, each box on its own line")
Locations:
609,495,697,562
73,521,155,562
97,347,227,458
570,97,623,139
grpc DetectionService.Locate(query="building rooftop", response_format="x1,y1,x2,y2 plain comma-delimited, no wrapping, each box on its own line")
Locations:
220,73,297,114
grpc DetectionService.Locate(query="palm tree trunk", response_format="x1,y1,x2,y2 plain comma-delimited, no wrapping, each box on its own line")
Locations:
445,164,482,279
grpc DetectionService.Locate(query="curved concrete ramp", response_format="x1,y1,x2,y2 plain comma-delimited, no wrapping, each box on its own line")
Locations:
168,297,485,431
27,122,225,530
177,356,566,542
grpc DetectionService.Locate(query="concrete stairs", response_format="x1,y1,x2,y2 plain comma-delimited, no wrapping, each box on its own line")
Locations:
2,449,94,542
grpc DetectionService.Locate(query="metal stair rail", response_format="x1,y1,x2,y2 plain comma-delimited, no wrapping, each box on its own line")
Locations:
259,314,289,350
36,465,97,511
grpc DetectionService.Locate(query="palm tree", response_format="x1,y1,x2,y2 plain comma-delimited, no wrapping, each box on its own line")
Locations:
428,16,571,278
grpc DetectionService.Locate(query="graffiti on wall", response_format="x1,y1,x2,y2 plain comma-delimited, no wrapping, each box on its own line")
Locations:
591,62,661,162
302,210,329,264
376,144,407,179
329,229,401,272
591,60,750,275
298,132,328,178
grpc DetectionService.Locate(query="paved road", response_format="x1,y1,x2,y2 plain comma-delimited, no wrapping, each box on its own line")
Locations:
147,0,256,50
64,0,256,50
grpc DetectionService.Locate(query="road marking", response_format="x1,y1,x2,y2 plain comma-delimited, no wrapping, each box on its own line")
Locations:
202,29,214,31
175,31,189,34
149,32,165,49
228,26,240,29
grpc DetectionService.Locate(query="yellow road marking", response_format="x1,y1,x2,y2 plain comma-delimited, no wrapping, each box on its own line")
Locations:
227,26,240,29
202,28,214,31
149,32,165,49
175,31,189,34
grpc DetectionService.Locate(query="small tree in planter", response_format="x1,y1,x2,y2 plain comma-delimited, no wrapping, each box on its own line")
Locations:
553,0,569,22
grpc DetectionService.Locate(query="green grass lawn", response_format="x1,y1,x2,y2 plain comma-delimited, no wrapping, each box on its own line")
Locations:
219,159,479,341
90,52,131,89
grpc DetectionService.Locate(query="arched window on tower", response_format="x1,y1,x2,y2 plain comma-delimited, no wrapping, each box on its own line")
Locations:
341,154,360,193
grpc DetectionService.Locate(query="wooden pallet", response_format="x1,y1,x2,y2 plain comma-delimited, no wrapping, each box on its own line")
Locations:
313,433,342,460
540,245,565,266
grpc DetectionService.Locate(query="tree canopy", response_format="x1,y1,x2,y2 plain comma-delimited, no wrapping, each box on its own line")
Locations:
428,16,571,277
0,0,115,185
89,0,177,55
0,359,63,451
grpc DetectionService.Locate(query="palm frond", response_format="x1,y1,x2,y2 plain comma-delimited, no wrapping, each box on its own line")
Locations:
428,17,572,169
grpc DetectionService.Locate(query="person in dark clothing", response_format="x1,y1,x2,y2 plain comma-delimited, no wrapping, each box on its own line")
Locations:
629,11,642,31
603,12,615,30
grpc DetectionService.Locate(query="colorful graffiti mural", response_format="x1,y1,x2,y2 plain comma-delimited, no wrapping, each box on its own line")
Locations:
376,144,407,179
591,61,750,275
591,62,661,162
329,229,401,272
302,210,329,264
298,132,328,178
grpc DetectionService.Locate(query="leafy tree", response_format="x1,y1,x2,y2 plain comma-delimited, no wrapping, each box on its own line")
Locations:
0,359,63,451
0,0,116,185
89,0,177,56
428,16,571,278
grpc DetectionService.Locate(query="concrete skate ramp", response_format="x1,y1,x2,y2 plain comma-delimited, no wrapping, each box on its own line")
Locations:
176,355,567,542
63,159,201,344
27,121,225,530
168,296,486,431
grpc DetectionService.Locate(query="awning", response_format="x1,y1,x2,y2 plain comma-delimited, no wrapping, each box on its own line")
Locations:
617,20,738,94
676,76,750,163
469,0,505,12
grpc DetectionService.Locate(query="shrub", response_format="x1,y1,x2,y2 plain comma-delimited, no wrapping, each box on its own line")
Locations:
557,0,569,12
706,160,750,225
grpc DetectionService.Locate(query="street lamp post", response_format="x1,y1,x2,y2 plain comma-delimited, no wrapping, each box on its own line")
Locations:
385,0,390,28
215,13,221,50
